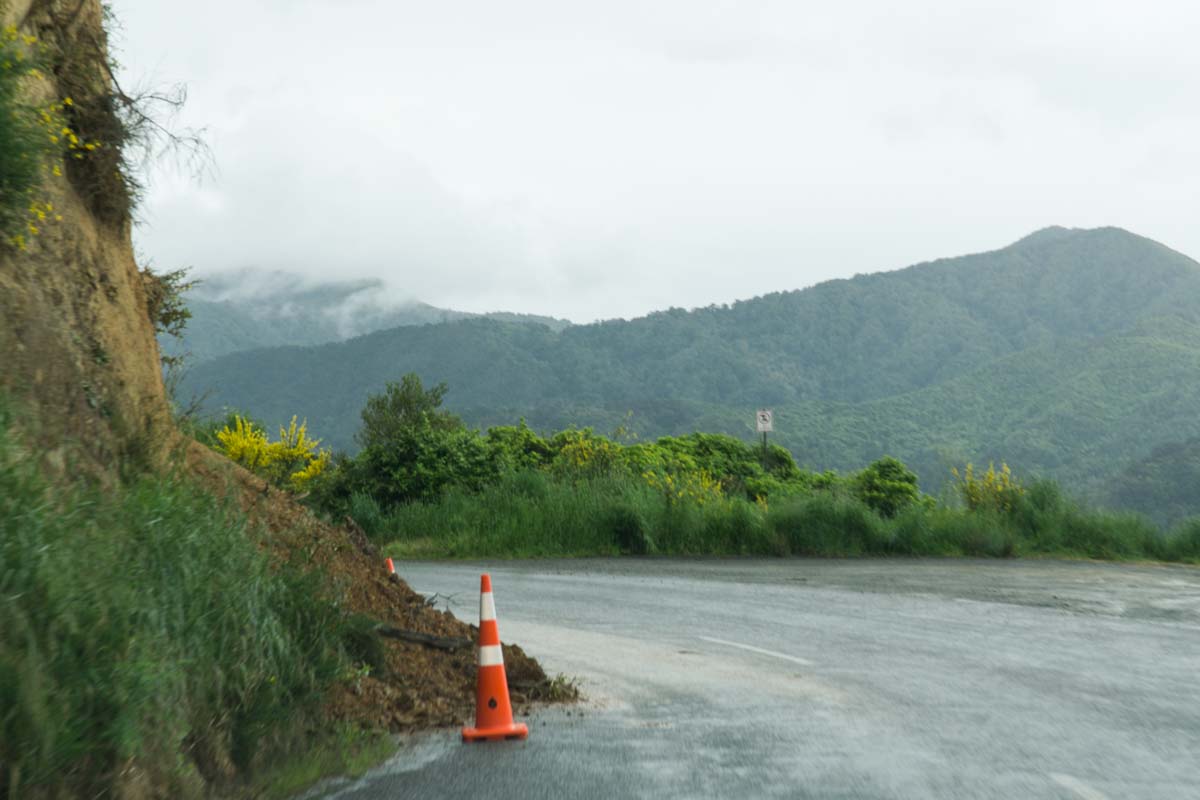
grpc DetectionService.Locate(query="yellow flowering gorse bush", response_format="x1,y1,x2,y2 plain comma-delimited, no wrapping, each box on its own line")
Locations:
643,468,724,507
216,415,330,491
951,462,1025,513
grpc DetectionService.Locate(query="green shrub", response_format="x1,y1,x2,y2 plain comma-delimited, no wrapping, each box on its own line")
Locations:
854,455,921,517
353,423,502,506
486,420,553,470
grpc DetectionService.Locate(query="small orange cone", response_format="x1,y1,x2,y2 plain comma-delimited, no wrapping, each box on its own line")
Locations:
462,574,529,742
385,557,395,575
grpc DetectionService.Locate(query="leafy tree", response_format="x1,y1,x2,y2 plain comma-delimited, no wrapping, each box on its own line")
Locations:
855,456,920,517
356,373,461,449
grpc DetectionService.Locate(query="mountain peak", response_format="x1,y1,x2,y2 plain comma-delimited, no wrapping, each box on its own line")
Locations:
1010,225,1148,251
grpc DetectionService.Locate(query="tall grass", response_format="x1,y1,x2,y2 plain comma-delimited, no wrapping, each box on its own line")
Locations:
0,407,350,796
372,470,1200,564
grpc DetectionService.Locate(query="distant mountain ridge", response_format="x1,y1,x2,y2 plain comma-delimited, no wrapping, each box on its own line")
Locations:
179,227,1200,504
164,270,571,364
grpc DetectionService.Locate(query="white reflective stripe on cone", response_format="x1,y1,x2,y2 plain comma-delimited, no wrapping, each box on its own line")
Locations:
478,644,504,667
480,592,496,622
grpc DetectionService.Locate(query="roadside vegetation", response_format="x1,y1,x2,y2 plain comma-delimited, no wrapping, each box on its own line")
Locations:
0,398,389,797
205,374,1200,565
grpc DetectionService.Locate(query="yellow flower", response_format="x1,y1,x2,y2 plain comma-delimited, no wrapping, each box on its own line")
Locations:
63,97,73,106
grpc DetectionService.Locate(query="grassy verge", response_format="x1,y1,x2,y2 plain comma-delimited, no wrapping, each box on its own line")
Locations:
367,470,1200,564
251,725,396,800
0,402,381,797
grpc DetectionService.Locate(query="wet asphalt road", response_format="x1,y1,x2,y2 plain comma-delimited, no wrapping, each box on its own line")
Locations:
309,559,1200,799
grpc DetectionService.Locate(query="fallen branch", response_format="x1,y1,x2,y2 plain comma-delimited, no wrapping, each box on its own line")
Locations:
374,625,472,651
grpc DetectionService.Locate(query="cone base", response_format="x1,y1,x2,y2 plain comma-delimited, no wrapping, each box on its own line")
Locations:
461,722,529,742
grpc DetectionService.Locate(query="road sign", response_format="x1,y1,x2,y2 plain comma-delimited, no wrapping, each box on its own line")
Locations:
756,409,773,433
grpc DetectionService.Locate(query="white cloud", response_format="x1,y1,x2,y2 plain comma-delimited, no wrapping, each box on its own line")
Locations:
111,0,1200,322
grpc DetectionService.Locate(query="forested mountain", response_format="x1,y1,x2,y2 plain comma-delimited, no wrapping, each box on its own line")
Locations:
180,227,1200,497
1104,437,1200,526
164,270,570,364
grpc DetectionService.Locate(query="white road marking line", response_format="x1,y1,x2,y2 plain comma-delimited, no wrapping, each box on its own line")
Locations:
697,635,813,666
1049,773,1112,800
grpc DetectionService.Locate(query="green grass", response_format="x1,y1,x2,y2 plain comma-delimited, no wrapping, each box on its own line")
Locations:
0,402,376,797
372,470,1200,565
251,725,396,800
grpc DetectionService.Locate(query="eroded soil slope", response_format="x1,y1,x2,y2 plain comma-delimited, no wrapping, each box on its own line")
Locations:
186,442,559,733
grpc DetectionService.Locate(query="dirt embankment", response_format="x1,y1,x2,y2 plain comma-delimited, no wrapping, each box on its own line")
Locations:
0,0,172,479
186,442,556,733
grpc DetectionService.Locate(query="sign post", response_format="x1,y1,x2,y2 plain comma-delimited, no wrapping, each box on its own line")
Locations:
756,409,773,460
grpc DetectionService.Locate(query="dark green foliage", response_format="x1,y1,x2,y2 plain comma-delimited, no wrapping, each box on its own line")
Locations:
854,456,920,517
0,408,352,796
357,373,460,449
603,505,652,555
319,376,501,508
486,419,554,471
1104,437,1200,527
352,423,500,506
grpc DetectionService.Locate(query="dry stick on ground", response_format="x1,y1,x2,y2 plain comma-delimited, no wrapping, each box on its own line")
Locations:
374,625,472,652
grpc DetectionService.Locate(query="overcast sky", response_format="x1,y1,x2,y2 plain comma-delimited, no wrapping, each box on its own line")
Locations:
109,0,1200,323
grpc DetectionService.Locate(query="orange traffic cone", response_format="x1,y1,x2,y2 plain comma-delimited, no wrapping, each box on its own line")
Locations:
462,574,529,742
